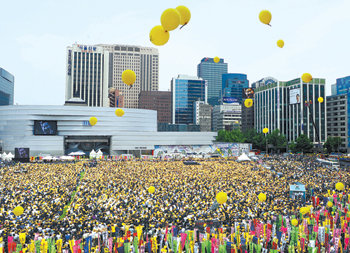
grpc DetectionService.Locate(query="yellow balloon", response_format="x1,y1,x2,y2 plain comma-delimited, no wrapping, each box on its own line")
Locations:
327,201,333,208
149,25,170,46
161,8,181,31
115,108,125,117
13,206,24,216
302,73,313,83
291,219,298,226
148,186,155,194
122,70,136,86
89,117,98,126
244,99,253,108
176,6,191,26
216,192,228,204
318,97,324,103
259,10,272,26
258,193,266,202
336,182,344,191
263,128,269,134
277,40,284,48
214,57,220,63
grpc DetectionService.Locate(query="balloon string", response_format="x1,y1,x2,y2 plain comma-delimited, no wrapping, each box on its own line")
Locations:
268,24,272,27
180,23,187,30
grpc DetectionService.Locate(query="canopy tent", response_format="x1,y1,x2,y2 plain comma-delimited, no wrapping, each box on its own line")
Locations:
237,153,251,162
89,149,97,159
60,156,75,161
68,151,85,156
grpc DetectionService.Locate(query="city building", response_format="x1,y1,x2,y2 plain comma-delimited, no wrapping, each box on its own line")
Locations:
332,76,350,151
253,77,326,143
197,57,228,106
0,105,216,156
139,91,171,123
193,101,212,132
326,94,348,152
171,75,207,125
157,123,200,132
241,99,254,131
221,73,249,104
331,84,337,96
108,88,124,108
0,67,14,106
212,104,242,131
65,44,110,107
97,44,159,108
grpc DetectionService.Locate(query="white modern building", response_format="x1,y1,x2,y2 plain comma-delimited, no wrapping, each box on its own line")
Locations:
65,44,110,107
212,104,242,131
193,101,212,132
0,105,216,156
97,44,159,108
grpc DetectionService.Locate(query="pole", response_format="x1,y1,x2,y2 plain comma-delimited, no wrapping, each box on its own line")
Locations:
265,133,268,155
307,102,321,151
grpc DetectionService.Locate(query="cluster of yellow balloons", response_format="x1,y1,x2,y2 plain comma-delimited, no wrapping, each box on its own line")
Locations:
258,192,267,202
216,192,228,204
336,182,345,191
13,206,24,216
263,128,269,134
150,6,191,46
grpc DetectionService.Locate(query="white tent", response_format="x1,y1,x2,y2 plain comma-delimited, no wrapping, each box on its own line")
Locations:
0,152,7,159
7,152,14,159
60,156,75,161
237,153,251,162
68,151,85,156
96,149,103,159
90,149,97,159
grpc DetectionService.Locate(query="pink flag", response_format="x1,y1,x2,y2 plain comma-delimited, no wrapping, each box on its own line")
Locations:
181,233,187,250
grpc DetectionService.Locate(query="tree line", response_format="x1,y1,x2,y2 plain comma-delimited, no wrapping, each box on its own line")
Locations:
216,129,343,153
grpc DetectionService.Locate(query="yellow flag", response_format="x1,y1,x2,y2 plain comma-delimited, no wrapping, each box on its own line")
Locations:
19,233,26,245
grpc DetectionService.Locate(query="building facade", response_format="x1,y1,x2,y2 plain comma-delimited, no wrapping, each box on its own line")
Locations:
326,94,348,152
0,67,14,106
241,99,254,131
108,88,124,108
139,91,171,123
212,104,242,131
254,77,326,143
65,44,110,107
193,101,212,132
333,76,350,151
197,58,228,106
97,44,159,108
171,75,207,125
221,73,249,104
0,105,216,156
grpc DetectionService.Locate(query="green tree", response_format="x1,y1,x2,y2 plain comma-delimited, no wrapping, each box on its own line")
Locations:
324,137,342,153
291,134,313,153
243,128,257,144
253,132,266,151
229,129,246,143
266,129,287,153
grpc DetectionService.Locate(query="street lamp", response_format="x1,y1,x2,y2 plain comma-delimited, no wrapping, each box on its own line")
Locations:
263,128,269,154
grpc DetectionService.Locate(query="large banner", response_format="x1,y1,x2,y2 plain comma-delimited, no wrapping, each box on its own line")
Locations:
289,88,301,104
154,143,252,158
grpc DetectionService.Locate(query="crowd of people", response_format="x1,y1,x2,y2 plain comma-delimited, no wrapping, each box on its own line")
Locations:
0,155,349,253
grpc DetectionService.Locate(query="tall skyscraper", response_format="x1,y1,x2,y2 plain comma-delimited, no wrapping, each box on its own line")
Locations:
221,73,249,104
171,75,207,125
253,77,326,143
0,67,14,106
197,57,228,106
139,91,171,123
65,44,110,107
97,44,159,108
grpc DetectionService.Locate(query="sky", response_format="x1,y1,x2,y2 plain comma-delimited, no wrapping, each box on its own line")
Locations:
1,0,350,105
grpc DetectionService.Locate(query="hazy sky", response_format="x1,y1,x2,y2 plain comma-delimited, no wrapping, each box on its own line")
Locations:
1,0,350,105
